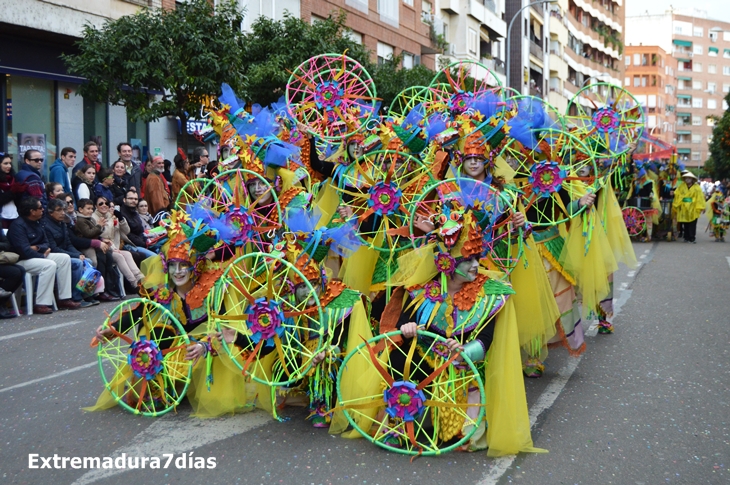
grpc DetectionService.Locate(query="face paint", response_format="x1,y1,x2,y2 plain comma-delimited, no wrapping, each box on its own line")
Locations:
168,261,193,288
294,282,321,307
454,258,479,282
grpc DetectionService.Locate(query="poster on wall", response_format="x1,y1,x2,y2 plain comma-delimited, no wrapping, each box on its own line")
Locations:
17,133,47,177
130,138,143,164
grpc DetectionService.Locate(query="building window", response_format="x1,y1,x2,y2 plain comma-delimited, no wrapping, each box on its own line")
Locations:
377,0,399,27
310,14,326,24
708,99,717,109
403,0,414,6
708,117,716,127
345,0,369,14
377,41,394,64
692,134,702,143
422,0,432,22
692,116,701,126
5,75,58,170
709,64,717,74
468,28,478,55
625,56,631,66
691,152,701,160
402,52,415,69
725,100,729,110
723,83,730,93
693,80,703,90
624,77,630,85
693,45,703,55
708,82,717,93
344,29,363,44
693,62,702,72
633,76,640,87
693,97,703,108
694,26,704,37
633,53,640,65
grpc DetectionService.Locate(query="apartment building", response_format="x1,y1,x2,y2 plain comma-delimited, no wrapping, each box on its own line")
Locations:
0,0,181,165
506,0,550,96
624,45,677,147
627,9,729,168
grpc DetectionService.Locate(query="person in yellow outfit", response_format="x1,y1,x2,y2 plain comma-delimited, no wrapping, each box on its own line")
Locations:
673,172,705,243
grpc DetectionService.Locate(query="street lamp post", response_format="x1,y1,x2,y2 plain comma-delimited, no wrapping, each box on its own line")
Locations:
506,0,558,91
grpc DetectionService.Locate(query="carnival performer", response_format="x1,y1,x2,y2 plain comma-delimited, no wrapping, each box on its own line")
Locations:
708,188,727,242
673,172,705,243
88,211,254,417
382,204,543,456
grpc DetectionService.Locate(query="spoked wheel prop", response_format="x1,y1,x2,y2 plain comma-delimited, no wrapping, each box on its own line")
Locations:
408,178,524,276
336,150,434,253
94,298,192,416
428,60,502,116
388,86,432,120
336,330,486,456
500,128,599,227
213,169,283,251
622,206,646,237
565,83,645,160
174,177,228,213
210,252,325,387
286,53,378,141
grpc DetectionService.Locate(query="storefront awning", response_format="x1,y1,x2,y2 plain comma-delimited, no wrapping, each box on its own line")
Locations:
676,112,691,117
725,49,730,56
677,148,691,154
677,58,691,63
676,130,692,135
677,76,692,81
673,39,692,47
677,94,692,99
709,47,719,54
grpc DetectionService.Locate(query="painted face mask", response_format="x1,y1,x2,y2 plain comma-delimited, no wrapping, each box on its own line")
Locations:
168,261,193,288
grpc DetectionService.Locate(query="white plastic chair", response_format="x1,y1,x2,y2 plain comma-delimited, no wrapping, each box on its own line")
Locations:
23,273,58,315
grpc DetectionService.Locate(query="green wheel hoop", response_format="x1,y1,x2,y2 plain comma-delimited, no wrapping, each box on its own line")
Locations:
336,149,434,253
209,252,325,387
337,329,486,456
96,298,192,417
500,128,598,227
388,85,431,120
174,177,225,212
622,206,646,236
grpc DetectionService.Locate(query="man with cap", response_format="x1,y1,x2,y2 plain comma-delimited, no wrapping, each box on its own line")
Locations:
673,171,705,243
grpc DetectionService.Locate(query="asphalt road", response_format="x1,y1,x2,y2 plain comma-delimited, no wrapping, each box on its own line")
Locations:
1,219,728,485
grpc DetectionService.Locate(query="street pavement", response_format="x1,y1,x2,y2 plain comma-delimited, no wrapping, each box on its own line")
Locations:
0,216,728,485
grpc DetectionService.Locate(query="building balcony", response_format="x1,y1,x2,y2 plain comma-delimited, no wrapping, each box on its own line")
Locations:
530,40,544,61
564,9,620,60
530,86,544,97
481,57,506,75
441,0,460,15
468,0,505,38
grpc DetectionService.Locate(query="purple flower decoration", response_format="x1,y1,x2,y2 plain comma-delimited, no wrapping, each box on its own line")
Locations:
367,181,402,216
432,341,451,359
314,80,344,112
226,208,255,244
529,161,567,198
592,107,620,134
128,336,164,381
434,252,457,276
448,91,474,114
423,280,445,303
245,297,286,346
384,381,427,422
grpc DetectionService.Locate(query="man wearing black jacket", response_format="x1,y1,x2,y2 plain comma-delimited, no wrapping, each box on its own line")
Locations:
119,190,155,259
0,230,25,318
8,197,80,314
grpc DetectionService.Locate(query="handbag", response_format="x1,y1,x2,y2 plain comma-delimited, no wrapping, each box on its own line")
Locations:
75,260,102,296
0,252,20,265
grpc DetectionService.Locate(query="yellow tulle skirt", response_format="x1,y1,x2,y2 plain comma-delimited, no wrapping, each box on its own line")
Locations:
599,184,637,270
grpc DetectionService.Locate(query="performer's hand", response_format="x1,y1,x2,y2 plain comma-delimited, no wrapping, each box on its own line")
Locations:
312,351,326,365
413,212,435,233
401,322,418,339
185,342,206,364
579,193,596,208
512,212,526,228
337,205,354,220
95,325,113,341
444,338,464,361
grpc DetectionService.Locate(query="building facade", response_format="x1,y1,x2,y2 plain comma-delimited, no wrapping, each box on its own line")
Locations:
0,0,181,170
623,45,677,147
627,9,730,169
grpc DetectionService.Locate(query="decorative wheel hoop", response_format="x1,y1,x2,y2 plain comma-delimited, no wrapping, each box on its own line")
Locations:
408,178,524,276
622,206,646,236
500,128,598,226
336,149,434,253
337,329,486,456
565,83,645,162
174,177,227,213
210,252,325,387
286,53,378,141
96,298,192,417
388,85,432,120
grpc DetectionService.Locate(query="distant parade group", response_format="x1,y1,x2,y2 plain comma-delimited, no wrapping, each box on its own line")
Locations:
87,55,720,458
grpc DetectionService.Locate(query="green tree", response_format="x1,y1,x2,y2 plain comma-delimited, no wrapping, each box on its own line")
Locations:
63,0,247,152
707,93,730,180
241,12,372,106
370,55,438,112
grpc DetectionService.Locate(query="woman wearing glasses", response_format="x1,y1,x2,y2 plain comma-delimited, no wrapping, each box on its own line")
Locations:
0,153,25,229
91,195,143,292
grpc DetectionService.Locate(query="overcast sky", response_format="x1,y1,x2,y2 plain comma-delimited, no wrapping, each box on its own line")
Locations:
626,0,730,23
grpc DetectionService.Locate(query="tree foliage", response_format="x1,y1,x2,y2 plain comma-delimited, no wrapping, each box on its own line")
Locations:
707,92,730,180
63,0,247,150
